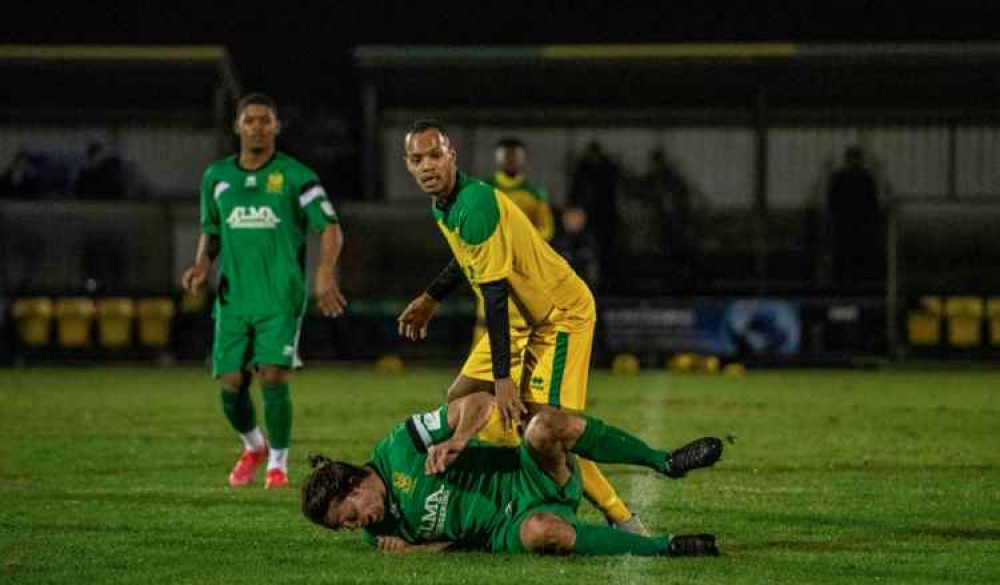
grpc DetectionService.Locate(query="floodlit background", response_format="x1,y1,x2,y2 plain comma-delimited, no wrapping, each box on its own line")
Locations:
1,5,999,584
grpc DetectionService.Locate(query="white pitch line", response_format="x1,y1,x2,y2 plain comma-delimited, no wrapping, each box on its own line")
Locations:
612,377,670,583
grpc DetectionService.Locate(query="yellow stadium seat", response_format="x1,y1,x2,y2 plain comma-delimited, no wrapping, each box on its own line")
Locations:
96,298,135,349
944,297,984,348
137,298,176,348
986,298,1000,347
54,297,97,348
907,296,942,346
12,297,54,347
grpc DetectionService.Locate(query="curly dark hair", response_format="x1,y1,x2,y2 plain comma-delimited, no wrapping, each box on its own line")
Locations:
300,453,370,530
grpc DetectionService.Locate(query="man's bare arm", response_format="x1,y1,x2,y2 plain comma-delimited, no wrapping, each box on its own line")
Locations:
315,223,347,317
425,393,495,475
181,234,220,294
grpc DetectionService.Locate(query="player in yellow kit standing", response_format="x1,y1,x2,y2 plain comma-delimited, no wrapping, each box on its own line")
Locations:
472,137,555,347
396,120,649,534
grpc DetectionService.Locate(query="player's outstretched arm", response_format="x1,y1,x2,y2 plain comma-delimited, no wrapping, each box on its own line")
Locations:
315,223,347,317
425,392,494,475
181,234,219,294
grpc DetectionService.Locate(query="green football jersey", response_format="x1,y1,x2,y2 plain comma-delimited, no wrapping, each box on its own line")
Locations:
363,405,520,549
200,152,338,316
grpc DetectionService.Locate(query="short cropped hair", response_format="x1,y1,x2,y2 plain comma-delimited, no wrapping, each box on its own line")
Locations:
495,137,525,150
236,93,278,118
408,118,448,138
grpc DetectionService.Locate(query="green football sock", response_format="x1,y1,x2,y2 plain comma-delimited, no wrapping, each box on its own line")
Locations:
262,383,292,449
220,383,256,434
571,415,669,474
572,524,670,556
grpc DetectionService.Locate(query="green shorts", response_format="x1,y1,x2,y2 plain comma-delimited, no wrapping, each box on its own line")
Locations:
490,445,583,553
212,312,303,377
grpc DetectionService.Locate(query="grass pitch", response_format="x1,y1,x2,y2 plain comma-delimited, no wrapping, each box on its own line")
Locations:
1,365,998,584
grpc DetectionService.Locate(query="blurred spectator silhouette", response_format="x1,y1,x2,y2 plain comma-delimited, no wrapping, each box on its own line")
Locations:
825,145,884,290
569,142,620,291
552,206,600,290
0,149,43,199
74,141,125,199
640,148,704,286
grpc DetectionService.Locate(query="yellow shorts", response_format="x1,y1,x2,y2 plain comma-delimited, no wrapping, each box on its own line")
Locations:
460,309,595,412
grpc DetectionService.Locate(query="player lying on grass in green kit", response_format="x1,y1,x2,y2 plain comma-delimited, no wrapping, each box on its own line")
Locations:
300,392,723,556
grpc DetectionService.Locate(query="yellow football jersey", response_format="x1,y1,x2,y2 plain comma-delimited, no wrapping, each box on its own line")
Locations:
488,171,554,241
433,172,592,327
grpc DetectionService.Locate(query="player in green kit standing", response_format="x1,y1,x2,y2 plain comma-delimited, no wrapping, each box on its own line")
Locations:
181,93,346,489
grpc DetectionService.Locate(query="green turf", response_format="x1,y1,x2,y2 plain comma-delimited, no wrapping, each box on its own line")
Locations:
1,366,998,584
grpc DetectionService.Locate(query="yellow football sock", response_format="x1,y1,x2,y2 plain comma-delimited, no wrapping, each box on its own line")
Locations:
578,457,632,523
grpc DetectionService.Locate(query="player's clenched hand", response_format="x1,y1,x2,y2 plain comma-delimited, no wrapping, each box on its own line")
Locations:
397,293,439,340
494,377,526,433
315,266,347,317
425,437,467,475
181,263,210,295
376,536,409,552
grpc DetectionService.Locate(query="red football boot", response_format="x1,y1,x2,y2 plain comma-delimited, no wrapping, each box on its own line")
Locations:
228,448,268,487
265,468,289,489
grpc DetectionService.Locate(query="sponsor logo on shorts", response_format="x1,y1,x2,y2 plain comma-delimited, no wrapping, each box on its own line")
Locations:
282,345,295,356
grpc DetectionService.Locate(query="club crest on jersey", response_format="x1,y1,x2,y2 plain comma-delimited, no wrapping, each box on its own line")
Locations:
266,171,284,194
393,471,416,495
226,206,281,229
